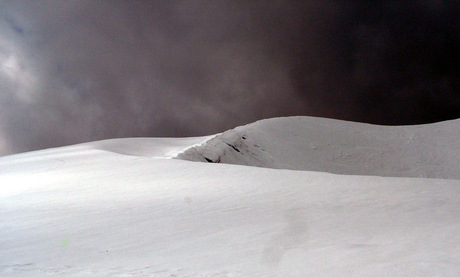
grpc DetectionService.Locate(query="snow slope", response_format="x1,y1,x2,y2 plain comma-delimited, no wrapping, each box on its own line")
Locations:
177,117,460,179
1,117,459,276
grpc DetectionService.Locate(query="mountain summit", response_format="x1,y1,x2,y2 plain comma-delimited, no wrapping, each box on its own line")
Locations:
177,117,460,179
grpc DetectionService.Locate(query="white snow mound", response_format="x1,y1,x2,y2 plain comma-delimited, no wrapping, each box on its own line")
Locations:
176,116,460,179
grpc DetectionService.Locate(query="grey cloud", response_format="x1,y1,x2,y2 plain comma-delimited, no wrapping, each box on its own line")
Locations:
0,0,458,156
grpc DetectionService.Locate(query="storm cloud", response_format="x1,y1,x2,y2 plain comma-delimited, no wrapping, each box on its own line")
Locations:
0,0,458,155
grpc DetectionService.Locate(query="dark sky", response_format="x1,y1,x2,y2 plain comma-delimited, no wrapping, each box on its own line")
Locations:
0,0,458,156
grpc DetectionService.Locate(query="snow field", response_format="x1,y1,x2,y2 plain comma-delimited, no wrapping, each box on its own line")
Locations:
1,117,459,276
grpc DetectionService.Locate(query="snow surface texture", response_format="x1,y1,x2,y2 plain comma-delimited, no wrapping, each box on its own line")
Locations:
1,117,459,276
176,117,460,179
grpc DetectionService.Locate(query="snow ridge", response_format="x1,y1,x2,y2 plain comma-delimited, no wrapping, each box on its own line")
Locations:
175,116,460,179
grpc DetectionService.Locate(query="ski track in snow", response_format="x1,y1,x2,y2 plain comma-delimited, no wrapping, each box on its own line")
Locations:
1,116,459,276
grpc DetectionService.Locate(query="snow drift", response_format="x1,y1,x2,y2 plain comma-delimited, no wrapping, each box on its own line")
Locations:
176,116,460,179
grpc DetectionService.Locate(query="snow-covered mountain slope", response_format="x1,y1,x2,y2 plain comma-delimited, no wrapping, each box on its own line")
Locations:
1,117,459,276
176,116,460,179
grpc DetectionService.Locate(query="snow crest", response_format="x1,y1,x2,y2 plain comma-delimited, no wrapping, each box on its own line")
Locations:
175,127,277,168
176,116,460,179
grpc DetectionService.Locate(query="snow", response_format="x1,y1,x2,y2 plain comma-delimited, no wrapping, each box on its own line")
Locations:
177,116,460,179
1,117,459,276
